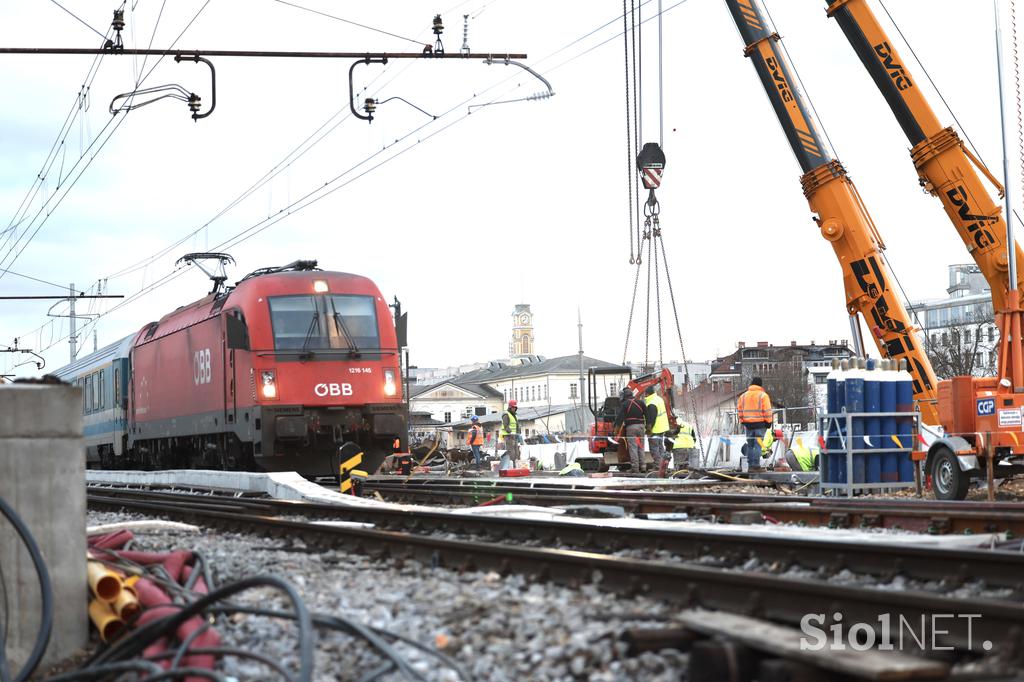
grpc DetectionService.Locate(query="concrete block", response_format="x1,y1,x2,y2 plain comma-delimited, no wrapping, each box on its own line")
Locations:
0,384,87,674
86,469,391,506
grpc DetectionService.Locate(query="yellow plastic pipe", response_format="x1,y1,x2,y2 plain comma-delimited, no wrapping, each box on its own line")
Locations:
88,598,124,643
112,589,141,621
87,560,123,602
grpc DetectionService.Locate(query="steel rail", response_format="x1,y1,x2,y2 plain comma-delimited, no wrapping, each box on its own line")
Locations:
86,487,1024,591
85,489,1024,656
361,480,1024,535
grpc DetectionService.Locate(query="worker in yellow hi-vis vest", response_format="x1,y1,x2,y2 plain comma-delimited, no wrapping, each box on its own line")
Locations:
644,386,671,477
671,421,697,470
785,438,820,472
499,400,520,471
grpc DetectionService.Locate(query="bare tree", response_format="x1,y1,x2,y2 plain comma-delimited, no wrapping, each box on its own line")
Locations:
924,313,997,379
761,351,816,425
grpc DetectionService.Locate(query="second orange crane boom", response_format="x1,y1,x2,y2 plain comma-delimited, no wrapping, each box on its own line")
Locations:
722,0,939,423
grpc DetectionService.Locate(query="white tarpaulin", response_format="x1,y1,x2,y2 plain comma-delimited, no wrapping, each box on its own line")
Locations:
513,440,593,469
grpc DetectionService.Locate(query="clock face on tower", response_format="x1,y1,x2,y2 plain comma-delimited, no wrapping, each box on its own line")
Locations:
520,314,530,325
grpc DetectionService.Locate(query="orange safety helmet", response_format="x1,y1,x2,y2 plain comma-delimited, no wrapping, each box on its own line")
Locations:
508,400,518,408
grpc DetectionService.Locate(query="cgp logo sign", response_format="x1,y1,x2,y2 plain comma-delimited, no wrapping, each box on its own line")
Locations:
977,398,996,416
315,382,353,397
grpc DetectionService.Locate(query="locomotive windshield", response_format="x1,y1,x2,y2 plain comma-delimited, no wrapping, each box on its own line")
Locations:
268,295,380,351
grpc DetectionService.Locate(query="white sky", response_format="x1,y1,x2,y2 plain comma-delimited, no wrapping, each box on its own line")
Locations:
0,0,1019,377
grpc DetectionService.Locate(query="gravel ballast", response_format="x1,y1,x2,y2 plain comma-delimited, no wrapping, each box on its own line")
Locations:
87,510,688,681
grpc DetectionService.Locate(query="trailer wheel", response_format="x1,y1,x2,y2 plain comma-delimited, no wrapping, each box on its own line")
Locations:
931,447,970,501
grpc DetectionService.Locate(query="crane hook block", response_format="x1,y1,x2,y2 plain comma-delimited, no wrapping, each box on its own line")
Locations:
636,142,666,190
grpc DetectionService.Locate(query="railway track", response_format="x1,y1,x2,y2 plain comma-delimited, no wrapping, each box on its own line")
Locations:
87,484,1024,664
361,478,1024,536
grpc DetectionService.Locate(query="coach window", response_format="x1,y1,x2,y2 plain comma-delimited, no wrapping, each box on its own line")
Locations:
114,367,121,407
99,371,105,410
85,375,92,413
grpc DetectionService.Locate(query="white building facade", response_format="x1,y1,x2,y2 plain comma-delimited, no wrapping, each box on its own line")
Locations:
907,264,998,374
410,355,629,429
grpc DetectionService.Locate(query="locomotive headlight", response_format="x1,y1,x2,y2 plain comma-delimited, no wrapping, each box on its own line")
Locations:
312,279,329,293
383,369,397,396
261,369,278,399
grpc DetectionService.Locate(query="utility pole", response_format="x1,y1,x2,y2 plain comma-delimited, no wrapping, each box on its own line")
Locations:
69,283,77,362
1,285,123,365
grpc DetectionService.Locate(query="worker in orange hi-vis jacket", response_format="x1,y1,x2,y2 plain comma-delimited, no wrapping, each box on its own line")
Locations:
467,416,485,470
736,377,772,473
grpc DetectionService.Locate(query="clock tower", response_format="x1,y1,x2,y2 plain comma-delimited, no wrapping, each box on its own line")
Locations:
510,304,534,359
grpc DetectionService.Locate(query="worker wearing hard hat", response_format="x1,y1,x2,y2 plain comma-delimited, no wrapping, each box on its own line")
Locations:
613,388,648,473
644,385,671,477
467,416,485,470
736,377,773,473
499,400,520,471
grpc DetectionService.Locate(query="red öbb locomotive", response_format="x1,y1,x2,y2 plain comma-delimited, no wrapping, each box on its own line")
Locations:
57,259,408,476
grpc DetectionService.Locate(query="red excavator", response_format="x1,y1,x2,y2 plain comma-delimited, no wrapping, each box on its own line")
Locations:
584,366,678,471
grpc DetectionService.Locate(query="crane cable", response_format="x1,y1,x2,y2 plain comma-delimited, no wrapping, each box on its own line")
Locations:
622,0,637,264
615,1,706,453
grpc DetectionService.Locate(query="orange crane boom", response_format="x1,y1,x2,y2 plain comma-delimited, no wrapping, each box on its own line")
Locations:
826,0,1024,499
825,0,1024,389
722,0,939,424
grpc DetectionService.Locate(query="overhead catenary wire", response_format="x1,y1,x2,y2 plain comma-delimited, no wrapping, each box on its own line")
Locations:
13,0,690,370
0,0,213,285
105,0,485,282
270,0,425,47
17,0,634,295
31,1,693,369
0,31,110,248
0,268,67,290
2,0,213,367
135,0,169,87
47,0,109,42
